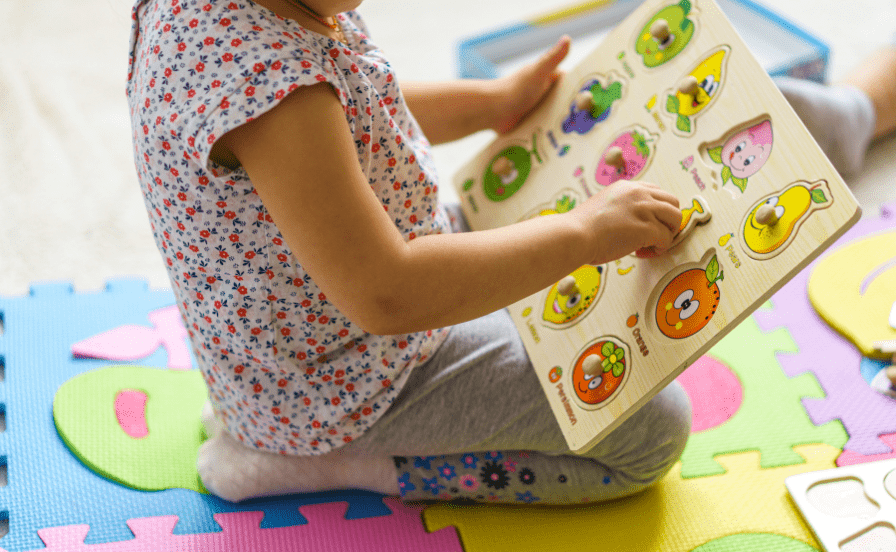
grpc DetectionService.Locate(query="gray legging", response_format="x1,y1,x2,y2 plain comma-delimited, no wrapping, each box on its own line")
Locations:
344,204,691,504
344,306,692,504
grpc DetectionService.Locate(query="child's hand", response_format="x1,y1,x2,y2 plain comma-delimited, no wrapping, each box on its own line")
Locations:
491,36,571,134
572,180,682,265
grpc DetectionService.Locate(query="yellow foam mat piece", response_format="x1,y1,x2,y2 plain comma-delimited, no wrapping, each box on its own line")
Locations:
808,230,896,359
423,444,838,552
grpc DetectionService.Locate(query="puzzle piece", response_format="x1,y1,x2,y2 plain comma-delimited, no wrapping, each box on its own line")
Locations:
72,305,193,370
691,534,819,552
754,205,896,456
424,444,837,552
678,314,846,478
675,354,742,433
0,499,462,552
53,365,207,493
0,281,395,550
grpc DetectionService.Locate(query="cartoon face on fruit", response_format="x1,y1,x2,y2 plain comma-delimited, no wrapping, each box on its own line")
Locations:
483,133,543,202
655,254,724,339
563,78,623,135
595,128,656,186
542,265,606,327
571,339,630,408
635,0,696,67
666,47,729,134
742,180,832,258
707,120,773,193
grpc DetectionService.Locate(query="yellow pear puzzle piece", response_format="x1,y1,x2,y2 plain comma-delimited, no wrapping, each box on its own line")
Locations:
422,444,838,552
808,230,896,359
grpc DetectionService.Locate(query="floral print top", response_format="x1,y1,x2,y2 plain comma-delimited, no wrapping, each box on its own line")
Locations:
127,0,451,455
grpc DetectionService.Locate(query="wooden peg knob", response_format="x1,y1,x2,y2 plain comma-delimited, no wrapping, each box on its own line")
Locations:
678,75,699,96
492,156,513,177
754,204,779,226
575,90,594,112
887,365,896,386
604,146,625,169
582,354,602,376
650,19,671,42
557,275,577,296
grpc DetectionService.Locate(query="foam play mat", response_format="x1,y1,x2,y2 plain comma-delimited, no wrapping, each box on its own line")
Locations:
0,202,893,551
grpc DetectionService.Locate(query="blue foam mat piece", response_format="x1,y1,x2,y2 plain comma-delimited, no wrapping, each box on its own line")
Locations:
0,280,392,551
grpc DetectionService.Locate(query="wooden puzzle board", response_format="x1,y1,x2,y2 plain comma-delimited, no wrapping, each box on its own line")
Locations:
452,0,861,453
786,458,896,551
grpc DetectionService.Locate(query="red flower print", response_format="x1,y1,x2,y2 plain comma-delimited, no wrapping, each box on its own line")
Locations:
253,63,265,73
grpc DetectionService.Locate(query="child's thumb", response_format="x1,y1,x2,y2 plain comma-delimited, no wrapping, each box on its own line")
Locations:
537,36,571,76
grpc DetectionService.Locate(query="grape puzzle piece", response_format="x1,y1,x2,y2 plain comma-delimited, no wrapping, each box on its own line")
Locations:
753,203,896,458
0,280,452,551
0,499,462,552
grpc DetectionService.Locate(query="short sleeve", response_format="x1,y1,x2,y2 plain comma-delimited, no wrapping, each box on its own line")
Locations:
189,52,349,176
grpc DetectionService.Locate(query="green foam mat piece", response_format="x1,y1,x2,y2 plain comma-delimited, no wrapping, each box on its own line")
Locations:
53,365,208,493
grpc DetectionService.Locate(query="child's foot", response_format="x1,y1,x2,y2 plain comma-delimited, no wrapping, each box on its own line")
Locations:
775,76,875,176
196,417,399,502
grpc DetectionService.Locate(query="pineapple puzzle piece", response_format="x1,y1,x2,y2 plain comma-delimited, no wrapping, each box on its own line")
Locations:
753,204,896,457
677,314,846,478
0,499,462,552
0,281,397,551
423,444,837,552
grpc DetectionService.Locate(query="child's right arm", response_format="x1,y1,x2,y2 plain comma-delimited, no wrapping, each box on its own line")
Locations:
211,82,681,336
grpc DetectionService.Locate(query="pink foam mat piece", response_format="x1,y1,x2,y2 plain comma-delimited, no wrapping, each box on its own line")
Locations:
753,202,896,456
9,499,463,552
71,305,192,370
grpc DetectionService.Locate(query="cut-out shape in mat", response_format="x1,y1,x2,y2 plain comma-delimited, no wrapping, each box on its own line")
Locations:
754,203,896,457
740,180,832,260
675,354,743,433
634,0,697,68
663,46,729,134
0,499,462,552
808,230,896,359
72,305,193,370
704,118,774,193
424,444,838,552
677,314,847,478
0,280,410,550
53,365,208,493
690,533,819,552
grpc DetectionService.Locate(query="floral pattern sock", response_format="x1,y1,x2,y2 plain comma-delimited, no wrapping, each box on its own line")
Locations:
393,450,623,505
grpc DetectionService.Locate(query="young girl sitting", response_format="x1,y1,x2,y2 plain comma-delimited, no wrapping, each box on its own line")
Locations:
127,0,890,504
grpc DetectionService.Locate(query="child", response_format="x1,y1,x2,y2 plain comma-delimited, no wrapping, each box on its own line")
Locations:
128,0,689,505
127,0,887,504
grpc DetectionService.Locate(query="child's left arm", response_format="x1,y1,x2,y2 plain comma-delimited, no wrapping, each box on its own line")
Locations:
402,36,571,144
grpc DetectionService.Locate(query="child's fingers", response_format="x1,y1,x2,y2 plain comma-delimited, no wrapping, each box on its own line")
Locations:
657,202,684,234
